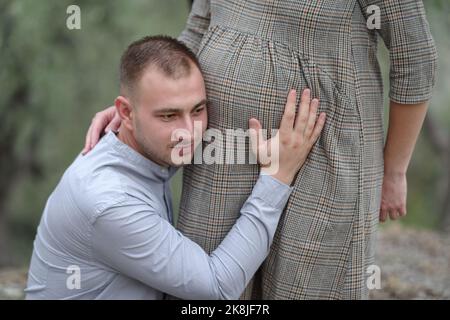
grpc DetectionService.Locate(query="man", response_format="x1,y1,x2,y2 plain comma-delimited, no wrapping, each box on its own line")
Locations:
25,36,325,299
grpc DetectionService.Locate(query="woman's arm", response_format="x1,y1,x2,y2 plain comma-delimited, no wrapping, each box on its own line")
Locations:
380,101,428,221
358,0,437,221
358,0,437,104
178,0,211,54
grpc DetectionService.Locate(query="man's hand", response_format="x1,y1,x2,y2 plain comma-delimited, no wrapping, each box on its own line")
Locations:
379,172,407,222
82,106,121,155
249,89,326,185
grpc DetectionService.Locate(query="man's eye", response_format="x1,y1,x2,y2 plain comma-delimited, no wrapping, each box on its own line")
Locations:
161,114,175,121
194,107,205,114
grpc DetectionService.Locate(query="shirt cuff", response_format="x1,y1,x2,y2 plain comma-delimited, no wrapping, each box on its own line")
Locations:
251,173,293,209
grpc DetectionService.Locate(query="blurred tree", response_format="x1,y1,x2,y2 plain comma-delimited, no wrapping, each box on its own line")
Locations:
421,0,450,231
0,0,45,266
0,0,189,266
423,116,450,231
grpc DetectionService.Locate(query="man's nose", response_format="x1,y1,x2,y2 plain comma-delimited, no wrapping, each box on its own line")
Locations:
174,116,195,142
182,116,195,137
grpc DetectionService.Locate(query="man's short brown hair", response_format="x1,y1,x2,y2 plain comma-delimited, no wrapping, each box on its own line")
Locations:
119,35,201,95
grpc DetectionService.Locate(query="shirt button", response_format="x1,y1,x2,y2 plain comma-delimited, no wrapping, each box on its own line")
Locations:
161,168,167,174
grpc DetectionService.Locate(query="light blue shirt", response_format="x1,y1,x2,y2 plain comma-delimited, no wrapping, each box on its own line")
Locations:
25,131,292,300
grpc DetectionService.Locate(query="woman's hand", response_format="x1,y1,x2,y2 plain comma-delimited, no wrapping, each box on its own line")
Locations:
249,89,326,185
82,106,121,155
379,171,407,222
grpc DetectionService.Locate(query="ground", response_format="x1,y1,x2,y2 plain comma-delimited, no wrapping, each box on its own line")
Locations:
1,224,449,300
369,224,450,299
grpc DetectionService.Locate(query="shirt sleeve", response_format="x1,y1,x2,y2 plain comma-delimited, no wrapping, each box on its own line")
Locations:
178,0,211,54
358,0,438,104
91,174,292,300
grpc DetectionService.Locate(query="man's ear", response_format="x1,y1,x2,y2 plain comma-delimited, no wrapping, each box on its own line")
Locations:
115,96,134,131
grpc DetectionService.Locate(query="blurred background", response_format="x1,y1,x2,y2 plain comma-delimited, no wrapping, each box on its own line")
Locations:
0,0,449,299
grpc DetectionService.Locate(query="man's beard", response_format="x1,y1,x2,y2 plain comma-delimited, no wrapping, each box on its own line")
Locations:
135,124,171,167
140,141,170,167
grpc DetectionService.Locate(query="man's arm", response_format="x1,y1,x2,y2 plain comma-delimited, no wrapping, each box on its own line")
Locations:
92,174,291,300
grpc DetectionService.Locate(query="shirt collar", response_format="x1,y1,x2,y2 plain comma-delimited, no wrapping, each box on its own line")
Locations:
103,131,178,183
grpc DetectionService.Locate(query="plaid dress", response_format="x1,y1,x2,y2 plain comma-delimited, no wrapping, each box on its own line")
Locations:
177,0,437,299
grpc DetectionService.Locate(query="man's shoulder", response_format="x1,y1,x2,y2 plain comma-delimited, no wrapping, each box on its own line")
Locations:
60,137,159,219
63,154,128,217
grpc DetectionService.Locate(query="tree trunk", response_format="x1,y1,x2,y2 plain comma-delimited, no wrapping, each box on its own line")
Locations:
423,114,450,231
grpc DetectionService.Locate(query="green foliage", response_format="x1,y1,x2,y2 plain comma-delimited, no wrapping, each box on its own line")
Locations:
1,0,189,265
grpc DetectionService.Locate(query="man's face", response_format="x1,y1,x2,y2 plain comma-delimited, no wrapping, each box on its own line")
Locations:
130,63,207,167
